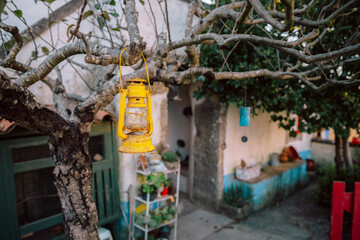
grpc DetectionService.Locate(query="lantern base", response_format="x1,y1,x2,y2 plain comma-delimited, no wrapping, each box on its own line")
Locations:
119,135,155,154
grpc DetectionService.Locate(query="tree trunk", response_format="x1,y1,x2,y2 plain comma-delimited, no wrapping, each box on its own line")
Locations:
49,125,99,240
334,134,345,169
342,129,354,184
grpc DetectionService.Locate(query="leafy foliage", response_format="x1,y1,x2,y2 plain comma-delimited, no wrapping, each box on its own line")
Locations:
141,183,155,194
197,0,360,137
146,172,166,188
314,164,360,206
161,151,178,163
164,178,172,188
223,184,249,208
135,205,177,228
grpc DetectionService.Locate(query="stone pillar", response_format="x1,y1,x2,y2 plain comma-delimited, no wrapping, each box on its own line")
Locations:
192,97,227,210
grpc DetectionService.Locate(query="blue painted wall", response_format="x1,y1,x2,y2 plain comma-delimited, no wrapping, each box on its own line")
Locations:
224,157,308,212
298,149,312,160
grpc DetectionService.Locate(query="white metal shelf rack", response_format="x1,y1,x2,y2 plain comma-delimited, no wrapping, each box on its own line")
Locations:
132,162,180,240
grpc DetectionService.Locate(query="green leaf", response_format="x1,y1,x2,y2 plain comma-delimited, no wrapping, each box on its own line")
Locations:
109,12,119,17
4,39,15,51
43,0,56,3
41,46,49,55
109,0,116,5
66,24,75,38
97,16,106,30
94,3,101,10
111,28,120,32
139,0,145,5
13,9,22,18
82,10,93,20
102,11,110,21
31,51,37,59
0,0,6,18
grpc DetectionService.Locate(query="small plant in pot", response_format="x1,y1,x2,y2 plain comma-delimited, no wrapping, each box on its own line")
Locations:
141,173,166,201
141,183,157,201
220,185,252,220
161,178,172,196
161,151,179,170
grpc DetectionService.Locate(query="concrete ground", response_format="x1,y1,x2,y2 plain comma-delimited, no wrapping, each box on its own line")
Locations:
176,182,334,240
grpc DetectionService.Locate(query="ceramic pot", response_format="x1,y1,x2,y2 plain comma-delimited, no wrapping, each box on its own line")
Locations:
164,161,179,170
306,159,316,171
269,153,280,167
161,187,169,196
280,152,288,162
284,146,300,161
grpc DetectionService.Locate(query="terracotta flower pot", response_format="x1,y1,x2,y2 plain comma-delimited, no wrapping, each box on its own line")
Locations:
284,146,300,161
280,152,288,162
306,159,316,171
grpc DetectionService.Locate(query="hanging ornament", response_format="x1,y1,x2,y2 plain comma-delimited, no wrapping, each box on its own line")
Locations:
240,84,250,142
171,85,182,101
117,48,155,153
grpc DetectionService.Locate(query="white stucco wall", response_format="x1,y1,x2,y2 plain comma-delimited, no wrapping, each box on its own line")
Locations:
223,104,313,176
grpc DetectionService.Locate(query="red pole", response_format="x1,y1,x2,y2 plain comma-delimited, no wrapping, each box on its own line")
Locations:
330,181,345,240
352,182,360,240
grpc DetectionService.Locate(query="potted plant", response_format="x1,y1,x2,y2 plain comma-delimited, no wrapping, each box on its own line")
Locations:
161,151,179,170
134,211,161,229
220,184,252,220
141,183,157,201
161,178,172,196
141,173,166,201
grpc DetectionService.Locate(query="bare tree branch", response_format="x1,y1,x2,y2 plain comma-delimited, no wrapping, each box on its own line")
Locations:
14,40,145,88
0,22,23,67
67,0,87,43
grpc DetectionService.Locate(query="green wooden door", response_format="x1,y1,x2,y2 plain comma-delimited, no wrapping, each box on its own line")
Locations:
0,121,120,239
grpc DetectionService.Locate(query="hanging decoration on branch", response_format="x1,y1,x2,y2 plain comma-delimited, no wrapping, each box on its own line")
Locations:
117,48,155,153
240,83,250,143
171,85,182,101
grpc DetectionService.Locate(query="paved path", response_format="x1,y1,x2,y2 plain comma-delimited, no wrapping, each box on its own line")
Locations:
177,182,333,240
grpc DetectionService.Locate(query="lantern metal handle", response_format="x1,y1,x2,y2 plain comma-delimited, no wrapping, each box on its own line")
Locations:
117,89,129,140
118,48,151,92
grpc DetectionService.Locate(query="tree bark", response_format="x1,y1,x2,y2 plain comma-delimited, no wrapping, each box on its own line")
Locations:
0,70,100,239
49,125,99,240
334,134,345,169
342,129,354,184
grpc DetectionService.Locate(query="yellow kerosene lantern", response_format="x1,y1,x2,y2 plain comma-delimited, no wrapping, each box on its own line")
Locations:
117,48,155,153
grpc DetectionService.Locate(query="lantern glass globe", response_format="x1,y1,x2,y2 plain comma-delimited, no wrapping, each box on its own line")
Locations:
125,107,147,131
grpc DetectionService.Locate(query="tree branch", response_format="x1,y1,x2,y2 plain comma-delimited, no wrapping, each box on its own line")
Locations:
14,40,145,88
0,70,70,135
277,42,360,64
0,22,23,67
124,0,142,45
249,0,290,31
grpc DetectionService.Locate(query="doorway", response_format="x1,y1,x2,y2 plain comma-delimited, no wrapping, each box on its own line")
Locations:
167,85,192,194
